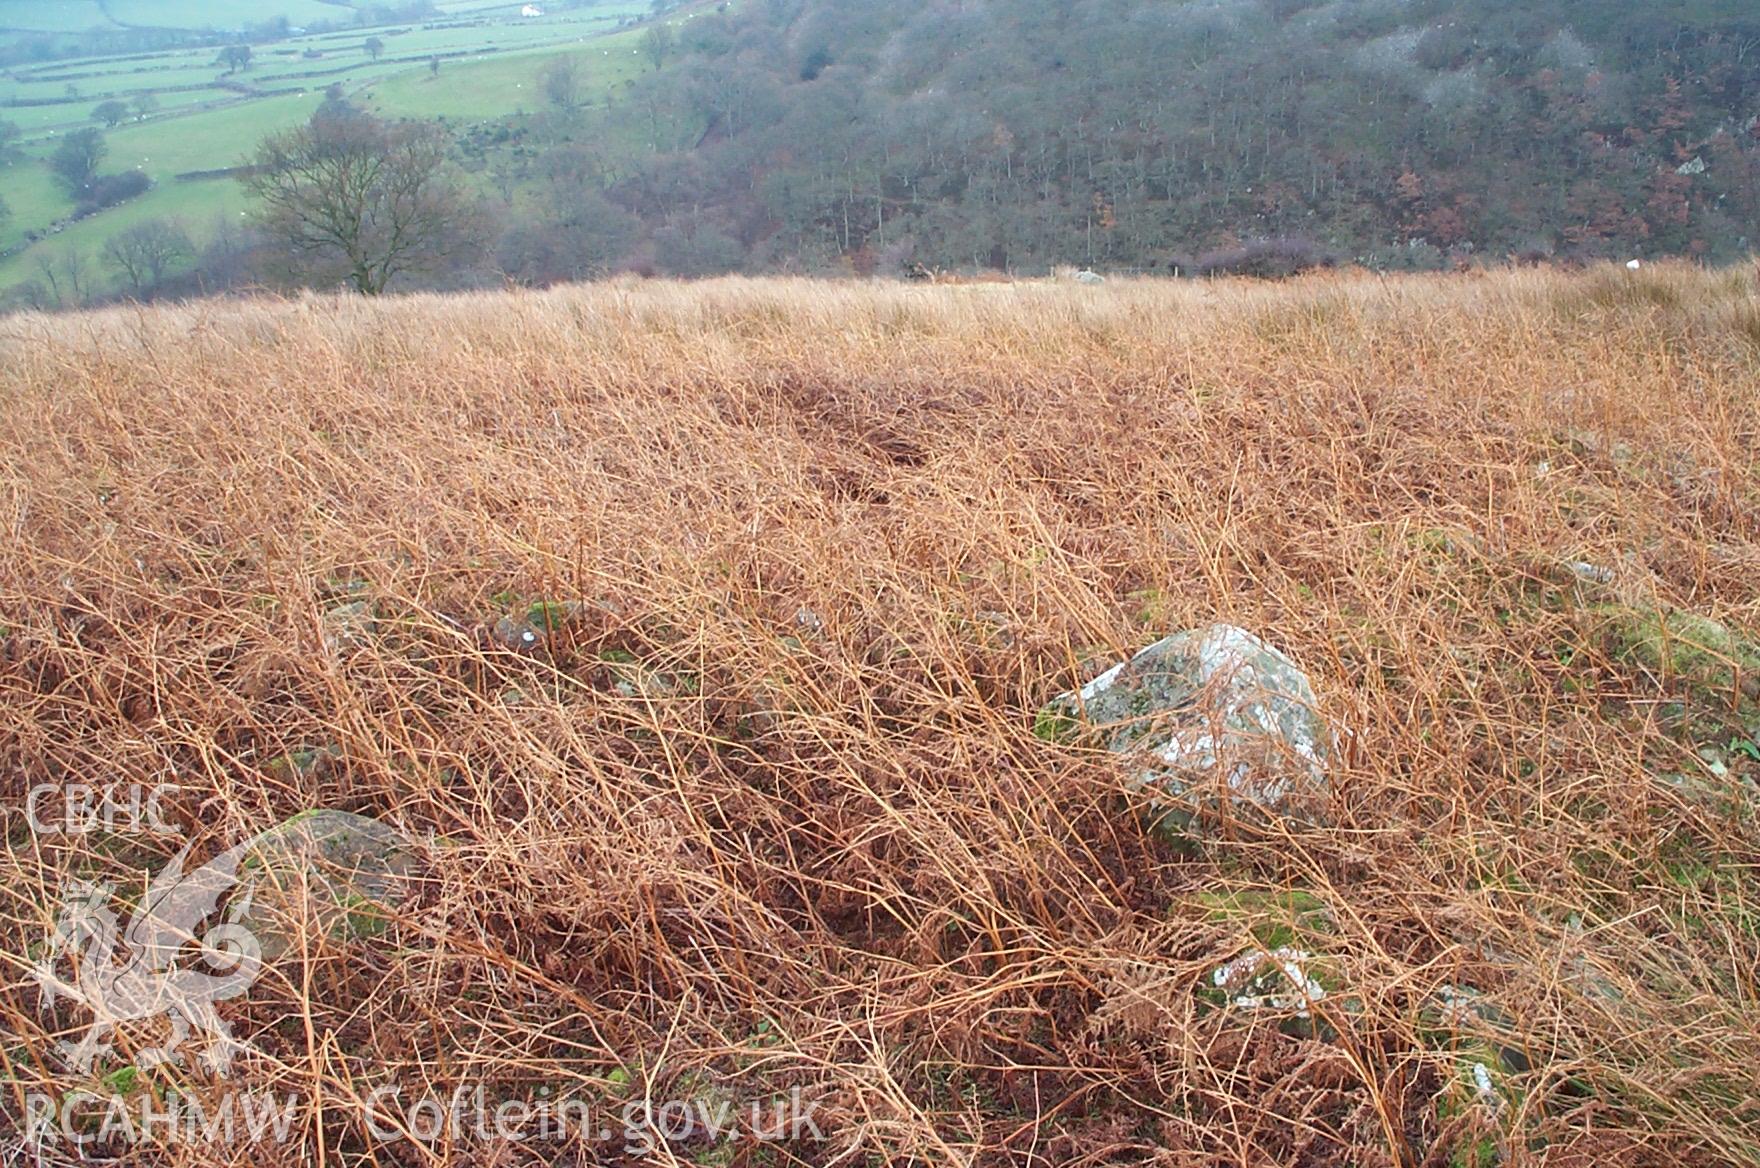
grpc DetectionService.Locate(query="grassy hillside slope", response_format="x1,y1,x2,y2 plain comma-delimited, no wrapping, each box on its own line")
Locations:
2,268,1759,1166
0,1,416,35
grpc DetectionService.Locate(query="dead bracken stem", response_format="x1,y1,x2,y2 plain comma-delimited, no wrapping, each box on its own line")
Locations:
1,264,1758,1166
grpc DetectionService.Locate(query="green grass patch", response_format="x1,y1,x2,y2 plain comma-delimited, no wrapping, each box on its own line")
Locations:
0,88,324,286
358,27,646,122
0,164,67,251
1,4,661,290
0,177,247,291
0,1,113,33
103,0,349,30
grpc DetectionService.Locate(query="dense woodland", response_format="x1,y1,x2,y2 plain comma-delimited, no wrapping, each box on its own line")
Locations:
483,0,1760,280
11,0,1760,302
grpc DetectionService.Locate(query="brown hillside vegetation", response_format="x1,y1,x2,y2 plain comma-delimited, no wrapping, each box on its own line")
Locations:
2,267,1759,1166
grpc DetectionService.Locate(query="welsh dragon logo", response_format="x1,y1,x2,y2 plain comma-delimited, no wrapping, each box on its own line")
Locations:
33,843,264,1077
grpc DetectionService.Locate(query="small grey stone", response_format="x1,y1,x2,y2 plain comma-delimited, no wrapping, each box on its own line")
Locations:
1424,984,1530,1074
491,616,544,651
321,601,376,654
230,810,421,960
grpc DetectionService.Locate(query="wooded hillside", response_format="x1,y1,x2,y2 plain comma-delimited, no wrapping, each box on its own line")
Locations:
534,0,1760,274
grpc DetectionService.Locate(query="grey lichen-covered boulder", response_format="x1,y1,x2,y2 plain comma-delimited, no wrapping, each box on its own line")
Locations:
1038,624,1333,821
231,810,422,959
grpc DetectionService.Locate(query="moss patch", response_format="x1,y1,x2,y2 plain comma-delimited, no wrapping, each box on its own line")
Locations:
1598,605,1760,703
1190,888,1334,949
1032,705,1080,744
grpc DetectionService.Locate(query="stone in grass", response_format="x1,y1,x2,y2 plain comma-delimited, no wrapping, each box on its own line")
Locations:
1424,984,1531,1075
230,810,422,960
491,616,546,652
263,744,343,783
599,648,696,699
491,600,590,651
1421,984,1523,1165
1038,624,1333,826
1557,428,1635,464
1654,764,1759,816
1211,947,1329,1017
1436,1059,1512,1168
321,601,377,654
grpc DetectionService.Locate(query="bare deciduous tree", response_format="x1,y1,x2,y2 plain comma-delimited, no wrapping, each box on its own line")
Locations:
31,250,69,308
49,129,106,195
34,246,94,306
60,247,92,302
102,219,192,295
641,24,674,71
243,111,483,295
539,55,584,112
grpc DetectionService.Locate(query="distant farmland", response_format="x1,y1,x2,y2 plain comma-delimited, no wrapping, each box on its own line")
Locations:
0,0,665,287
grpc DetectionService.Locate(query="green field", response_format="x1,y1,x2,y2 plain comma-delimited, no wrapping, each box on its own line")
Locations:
0,86,328,277
0,81,306,268
0,163,66,236
8,64,237,101
0,1,363,35
435,1,534,12
106,0,350,28
3,6,650,135
0,1,110,33
100,90,328,175
0,88,222,134
363,26,646,121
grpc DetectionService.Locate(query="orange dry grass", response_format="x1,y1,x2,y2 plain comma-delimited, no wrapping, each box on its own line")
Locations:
1,265,1758,1166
